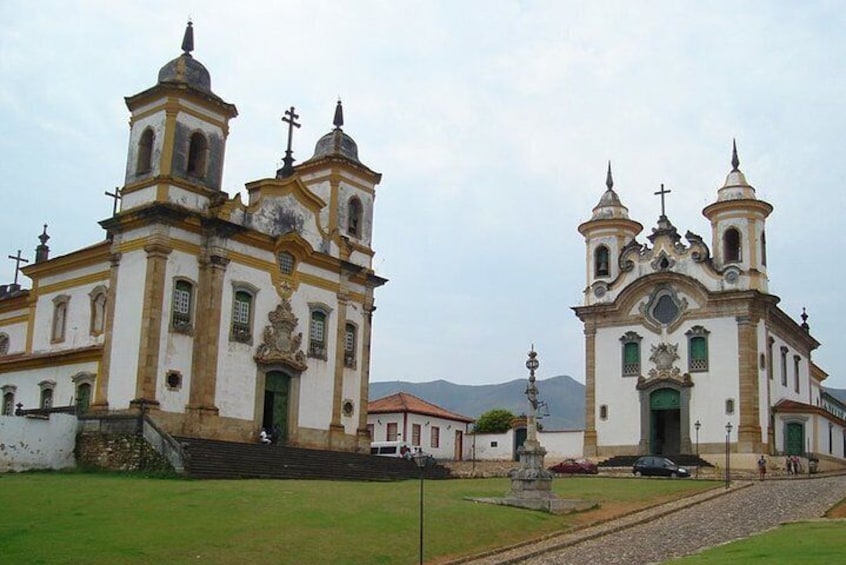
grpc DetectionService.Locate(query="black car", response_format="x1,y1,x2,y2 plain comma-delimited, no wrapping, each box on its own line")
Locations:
632,456,690,478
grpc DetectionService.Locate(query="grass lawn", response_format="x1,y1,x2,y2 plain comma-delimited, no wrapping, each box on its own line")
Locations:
0,472,718,564
669,520,846,564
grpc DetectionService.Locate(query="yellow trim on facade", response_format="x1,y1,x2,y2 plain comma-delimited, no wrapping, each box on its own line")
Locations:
37,271,110,295
0,314,28,325
0,346,102,373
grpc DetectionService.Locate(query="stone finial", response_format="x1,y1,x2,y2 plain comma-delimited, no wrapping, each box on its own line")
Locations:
35,224,50,263
731,138,740,172
801,307,810,331
333,99,344,130
606,161,614,191
181,20,194,55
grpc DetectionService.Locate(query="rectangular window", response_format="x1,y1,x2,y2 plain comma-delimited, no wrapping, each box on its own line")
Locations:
344,324,356,368
2,392,14,416
231,290,252,341
172,281,193,331
793,356,801,393
411,424,421,446
309,311,327,358
689,336,708,371
430,426,440,448
278,252,295,275
623,342,640,376
386,422,398,441
366,424,374,440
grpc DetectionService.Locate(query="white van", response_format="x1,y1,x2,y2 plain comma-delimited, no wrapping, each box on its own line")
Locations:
370,440,411,458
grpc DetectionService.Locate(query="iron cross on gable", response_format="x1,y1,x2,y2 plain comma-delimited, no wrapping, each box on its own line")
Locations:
278,106,302,178
105,186,122,216
7,249,29,286
654,183,671,217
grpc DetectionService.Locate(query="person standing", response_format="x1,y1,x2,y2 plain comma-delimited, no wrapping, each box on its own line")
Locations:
757,455,767,481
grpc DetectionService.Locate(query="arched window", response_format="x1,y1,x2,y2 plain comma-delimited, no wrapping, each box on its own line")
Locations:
0,333,9,356
40,386,54,410
309,310,328,359
347,197,363,238
620,331,642,377
2,387,15,415
186,132,209,178
686,326,710,372
89,287,107,336
136,127,154,174
76,382,92,413
723,227,742,263
231,289,254,342
594,245,610,277
344,323,357,368
172,280,194,333
52,295,70,343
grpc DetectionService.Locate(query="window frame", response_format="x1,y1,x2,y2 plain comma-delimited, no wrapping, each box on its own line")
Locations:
686,325,710,372
39,380,56,410
89,286,107,337
230,284,258,344
411,423,421,446
51,295,70,343
171,279,195,334
1,385,15,416
386,422,398,442
278,251,296,276
430,426,440,449
620,331,642,377
780,346,788,387
308,305,331,360
793,355,801,394
0,332,9,356
344,322,357,368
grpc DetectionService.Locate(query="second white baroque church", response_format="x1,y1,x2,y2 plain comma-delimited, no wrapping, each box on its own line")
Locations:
574,146,842,468
0,23,385,452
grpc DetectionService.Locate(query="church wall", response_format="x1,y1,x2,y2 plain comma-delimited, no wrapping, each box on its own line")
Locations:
337,181,373,247
0,413,76,471
0,360,99,410
767,331,812,406
121,185,159,211
32,265,108,352
167,184,212,212
106,249,147,408
170,112,226,192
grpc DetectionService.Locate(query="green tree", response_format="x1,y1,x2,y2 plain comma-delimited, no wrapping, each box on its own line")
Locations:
474,408,516,433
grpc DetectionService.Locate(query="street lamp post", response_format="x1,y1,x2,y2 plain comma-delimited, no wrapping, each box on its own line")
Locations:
694,420,701,479
725,422,733,489
413,451,429,565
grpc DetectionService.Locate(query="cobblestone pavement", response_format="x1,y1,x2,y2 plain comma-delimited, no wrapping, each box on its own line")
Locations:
458,475,846,565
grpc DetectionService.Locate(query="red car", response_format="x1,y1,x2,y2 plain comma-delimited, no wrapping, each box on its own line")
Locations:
548,458,598,475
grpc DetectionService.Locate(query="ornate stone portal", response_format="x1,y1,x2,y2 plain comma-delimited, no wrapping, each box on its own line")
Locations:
254,295,308,373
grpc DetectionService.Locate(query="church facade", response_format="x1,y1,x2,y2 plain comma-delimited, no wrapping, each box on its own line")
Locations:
573,147,845,469
0,23,385,452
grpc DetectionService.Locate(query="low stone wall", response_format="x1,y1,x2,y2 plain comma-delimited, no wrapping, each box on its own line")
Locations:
76,432,172,473
444,460,518,478
0,413,77,472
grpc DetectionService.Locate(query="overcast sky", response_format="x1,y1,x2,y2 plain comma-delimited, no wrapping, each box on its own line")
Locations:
1,1,844,390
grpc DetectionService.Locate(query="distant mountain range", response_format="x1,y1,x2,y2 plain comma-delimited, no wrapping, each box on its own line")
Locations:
370,378,846,431
370,375,586,430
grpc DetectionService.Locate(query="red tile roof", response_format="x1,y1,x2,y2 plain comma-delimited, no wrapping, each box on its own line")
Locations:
368,392,474,423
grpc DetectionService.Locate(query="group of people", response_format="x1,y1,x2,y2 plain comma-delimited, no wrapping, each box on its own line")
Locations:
785,454,803,475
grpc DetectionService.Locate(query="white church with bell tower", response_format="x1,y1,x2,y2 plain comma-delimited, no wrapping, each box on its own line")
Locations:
0,22,386,453
573,143,844,469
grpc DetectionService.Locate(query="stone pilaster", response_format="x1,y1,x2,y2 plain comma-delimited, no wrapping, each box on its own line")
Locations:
328,286,350,449
91,252,121,411
133,242,172,407
186,251,228,424
356,297,375,450
736,315,762,452
583,323,598,456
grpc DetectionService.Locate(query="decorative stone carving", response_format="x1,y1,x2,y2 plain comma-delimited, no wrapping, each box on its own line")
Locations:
647,342,682,380
254,296,308,372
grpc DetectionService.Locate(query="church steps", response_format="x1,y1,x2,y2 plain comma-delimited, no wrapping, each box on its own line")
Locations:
175,437,450,481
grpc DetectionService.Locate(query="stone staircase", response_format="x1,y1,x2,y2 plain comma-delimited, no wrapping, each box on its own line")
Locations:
175,437,451,481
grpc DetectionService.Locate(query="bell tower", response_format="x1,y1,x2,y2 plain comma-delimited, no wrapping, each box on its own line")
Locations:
702,141,772,292
577,163,643,305
121,21,238,214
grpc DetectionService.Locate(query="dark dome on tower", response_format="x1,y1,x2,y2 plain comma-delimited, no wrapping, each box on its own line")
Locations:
157,21,212,93
311,100,360,163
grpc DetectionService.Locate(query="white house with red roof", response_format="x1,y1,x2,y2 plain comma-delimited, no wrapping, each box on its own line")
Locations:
367,392,474,460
